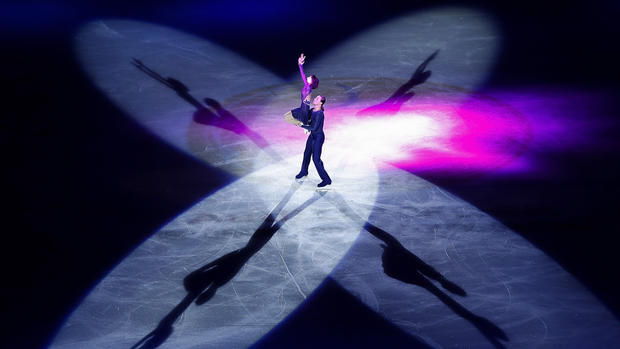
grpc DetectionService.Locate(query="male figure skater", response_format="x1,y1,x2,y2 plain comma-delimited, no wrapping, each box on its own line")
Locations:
295,95,332,188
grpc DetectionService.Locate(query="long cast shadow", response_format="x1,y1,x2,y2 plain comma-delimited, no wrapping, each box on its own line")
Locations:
131,182,325,349
324,191,509,349
357,50,439,115
131,58,280,160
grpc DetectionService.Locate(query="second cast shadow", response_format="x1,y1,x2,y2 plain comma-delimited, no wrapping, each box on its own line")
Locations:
325,191,509,349
131,182,325,349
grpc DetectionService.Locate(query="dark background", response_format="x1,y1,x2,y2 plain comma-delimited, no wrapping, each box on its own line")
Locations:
5,0,620,348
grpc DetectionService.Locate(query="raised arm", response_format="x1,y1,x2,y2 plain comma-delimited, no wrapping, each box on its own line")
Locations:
298,53,309,86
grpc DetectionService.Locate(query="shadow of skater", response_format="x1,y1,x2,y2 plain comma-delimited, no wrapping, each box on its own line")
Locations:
357,50,439,116
131,183,325,349
131,58,277,156
324,192,509,349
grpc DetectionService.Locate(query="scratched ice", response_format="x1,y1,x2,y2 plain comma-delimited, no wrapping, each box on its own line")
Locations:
50,157,379,349
49,9,620,349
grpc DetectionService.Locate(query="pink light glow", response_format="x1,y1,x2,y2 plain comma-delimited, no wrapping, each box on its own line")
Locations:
290,87,616,177
185,85,614,179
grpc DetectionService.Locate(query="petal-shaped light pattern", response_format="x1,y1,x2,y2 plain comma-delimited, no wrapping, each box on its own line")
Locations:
49,163,620,348
74,7,502,177
307,7,501,90
328,165,620,348
75,19,284,176
75,14,608,178
63,8,620,349
50,157,379,349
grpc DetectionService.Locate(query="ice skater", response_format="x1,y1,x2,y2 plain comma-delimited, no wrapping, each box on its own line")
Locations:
284,53,319,130
295,95,332,189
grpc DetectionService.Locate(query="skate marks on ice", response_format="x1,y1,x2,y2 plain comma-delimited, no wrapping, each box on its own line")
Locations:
327,166,620,348
75,8,499,175
49,158,379,349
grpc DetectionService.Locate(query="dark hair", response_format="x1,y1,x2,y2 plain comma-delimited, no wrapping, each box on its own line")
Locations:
309,75,319,89
319,96,326,109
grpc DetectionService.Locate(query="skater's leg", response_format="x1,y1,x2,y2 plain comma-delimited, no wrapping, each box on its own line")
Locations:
312,133,331,184
299,108,310,125
291,107,308,125
297,135,313,177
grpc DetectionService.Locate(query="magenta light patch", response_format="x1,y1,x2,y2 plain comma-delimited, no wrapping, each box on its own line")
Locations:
320,87,616,177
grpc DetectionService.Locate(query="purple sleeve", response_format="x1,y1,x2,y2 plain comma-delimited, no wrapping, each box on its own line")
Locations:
299,64,308,86
299,64,312,101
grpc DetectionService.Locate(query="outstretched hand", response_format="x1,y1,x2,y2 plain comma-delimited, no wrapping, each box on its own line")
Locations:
298,53,306,65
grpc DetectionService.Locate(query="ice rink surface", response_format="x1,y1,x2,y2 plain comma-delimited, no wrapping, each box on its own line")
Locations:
48,11,620,349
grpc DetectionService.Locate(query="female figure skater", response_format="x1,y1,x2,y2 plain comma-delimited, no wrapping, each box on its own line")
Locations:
284,53,319,127
295,95,332,188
